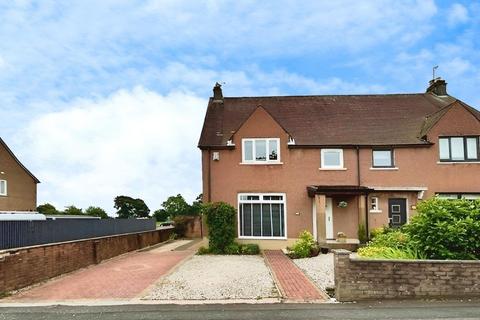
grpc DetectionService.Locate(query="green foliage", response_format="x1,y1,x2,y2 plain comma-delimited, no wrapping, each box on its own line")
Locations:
404,198,480,260
367,230,411,250
225,242,241,255
152,209,170,222
36,203,59,215
85,206,109,219
197,246,211,255
290,230,316,258
369,226,386,239
203,202,236,254
154,194,203,222
62,205,83,216
172,215,195,237
358,246,426,260
358,223,368,243
240,243,260,255
114,196,150,218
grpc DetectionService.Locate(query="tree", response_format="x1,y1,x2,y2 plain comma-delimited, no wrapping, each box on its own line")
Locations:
85,206,109,219
160,194,191,219
114,196,150,219
36,203,59,215
190,193,203,216
63,205,83,215
152,209,170,222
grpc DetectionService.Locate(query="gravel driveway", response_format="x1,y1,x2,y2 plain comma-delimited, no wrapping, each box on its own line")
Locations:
143,255,278,300
293,253,334,290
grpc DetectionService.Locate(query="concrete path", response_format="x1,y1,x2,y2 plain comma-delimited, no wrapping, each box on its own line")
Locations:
263,250,328,302
2,240,199,303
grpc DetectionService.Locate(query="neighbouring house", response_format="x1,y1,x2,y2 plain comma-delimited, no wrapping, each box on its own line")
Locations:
198,79,480,249
0,138,39,212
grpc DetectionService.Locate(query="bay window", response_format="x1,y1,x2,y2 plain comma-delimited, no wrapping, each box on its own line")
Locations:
238,193,286,238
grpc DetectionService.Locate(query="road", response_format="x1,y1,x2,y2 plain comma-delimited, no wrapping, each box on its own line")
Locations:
1,300,480,320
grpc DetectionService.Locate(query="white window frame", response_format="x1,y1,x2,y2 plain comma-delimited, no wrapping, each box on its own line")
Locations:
241,138,281,164
320,149,344,169
0,180,7,196
237,193,287,240
370,196,381,213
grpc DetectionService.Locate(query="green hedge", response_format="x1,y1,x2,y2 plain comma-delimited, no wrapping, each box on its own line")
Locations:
203,202,236,254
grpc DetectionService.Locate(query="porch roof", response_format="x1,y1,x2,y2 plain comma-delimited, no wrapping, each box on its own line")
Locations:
307,185,373,197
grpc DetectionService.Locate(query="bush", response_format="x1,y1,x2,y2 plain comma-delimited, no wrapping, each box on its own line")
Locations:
290,230,316,258
203,202,236,254
369,226,385,239
240,243,260,255
358,246,426,260
173,215,194,237
405,198,480,260
367,229,411,250
197,246,211,255
358,223,368,243
225,243,241,255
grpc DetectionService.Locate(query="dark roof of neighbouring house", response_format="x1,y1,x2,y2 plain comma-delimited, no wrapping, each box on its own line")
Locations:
0,138,40,183
198,90,480,149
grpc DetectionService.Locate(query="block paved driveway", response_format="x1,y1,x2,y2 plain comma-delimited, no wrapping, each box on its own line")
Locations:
3,240,198,302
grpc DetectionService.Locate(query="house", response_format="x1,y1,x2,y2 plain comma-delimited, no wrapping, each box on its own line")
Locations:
198,79,480,249
0,138,39,212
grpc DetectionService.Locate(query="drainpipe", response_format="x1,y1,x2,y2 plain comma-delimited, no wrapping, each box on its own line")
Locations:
357,146,369,240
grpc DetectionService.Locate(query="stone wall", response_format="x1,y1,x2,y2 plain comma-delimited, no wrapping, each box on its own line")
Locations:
0,227,173,295
334,249,480,301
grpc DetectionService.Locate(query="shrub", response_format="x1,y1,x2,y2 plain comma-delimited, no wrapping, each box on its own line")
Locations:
225,242,241,255
357,223,368,243
404,198,480,260
369,226,385,239
367,230,411,250
240,243,260,255
290,230,316,258
173,215,194,237
358,246,426,260
197,246,211,255
203,202,236,254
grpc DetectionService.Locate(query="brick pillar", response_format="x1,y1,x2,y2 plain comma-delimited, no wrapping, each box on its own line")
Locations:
315,194,326,242
333,249,352,302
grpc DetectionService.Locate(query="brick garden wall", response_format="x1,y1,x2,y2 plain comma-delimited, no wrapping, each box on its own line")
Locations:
0,227,173,295
334,249,480,301
184,216,203,238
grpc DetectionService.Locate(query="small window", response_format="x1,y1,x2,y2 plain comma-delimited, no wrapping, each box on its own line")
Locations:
391,205,401,213
0,180,6,196
372,149,394,167
370,197,380,212
439,136,479,162
321,149,344,169
242,138,281,164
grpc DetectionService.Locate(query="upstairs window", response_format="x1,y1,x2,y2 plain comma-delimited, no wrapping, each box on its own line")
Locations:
0,180,6,196
372,149,394,167
242,138,280,164
321,149,344,169
439,136,479,162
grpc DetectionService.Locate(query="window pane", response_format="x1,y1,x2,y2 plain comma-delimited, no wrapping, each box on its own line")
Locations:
268,140,278,161
373,150,392,167
467,138,478,159
271,204,281,237
244,140,253,161
255,140,267,161
439,138,450,160
0,181,5,195
262,204,272,237
242,204,252,236
252,204,262,236
451,137,465,160
323,150,341,167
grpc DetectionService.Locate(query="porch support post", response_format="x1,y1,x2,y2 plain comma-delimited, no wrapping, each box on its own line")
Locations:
315,194,326,242
357,195,367,237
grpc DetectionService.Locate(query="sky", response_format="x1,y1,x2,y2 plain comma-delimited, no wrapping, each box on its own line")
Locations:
1,0,479,214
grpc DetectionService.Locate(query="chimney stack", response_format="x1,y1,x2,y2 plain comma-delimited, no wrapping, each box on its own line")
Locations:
213,82,224,103
426,78,448,96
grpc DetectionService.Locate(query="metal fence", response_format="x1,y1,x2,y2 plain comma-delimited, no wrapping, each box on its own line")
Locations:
0,218,156,250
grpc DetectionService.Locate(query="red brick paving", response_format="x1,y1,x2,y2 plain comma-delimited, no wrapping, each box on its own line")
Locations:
8,247,192,301
264,250,327,301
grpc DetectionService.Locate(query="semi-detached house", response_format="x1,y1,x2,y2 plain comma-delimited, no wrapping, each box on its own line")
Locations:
198,79,480,249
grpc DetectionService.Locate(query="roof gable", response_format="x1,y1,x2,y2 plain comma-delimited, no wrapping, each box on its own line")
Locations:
0,138,40,183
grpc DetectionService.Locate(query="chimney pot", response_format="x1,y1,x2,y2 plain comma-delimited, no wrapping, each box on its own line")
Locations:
213,82,223,103
426,78,448,96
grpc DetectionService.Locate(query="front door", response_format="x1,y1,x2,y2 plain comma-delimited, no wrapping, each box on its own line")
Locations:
325,197,334,239
388,198,407,227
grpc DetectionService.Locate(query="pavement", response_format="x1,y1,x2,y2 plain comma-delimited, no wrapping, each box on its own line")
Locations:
1,300,480,319
1,239,201,304
263,250,328,302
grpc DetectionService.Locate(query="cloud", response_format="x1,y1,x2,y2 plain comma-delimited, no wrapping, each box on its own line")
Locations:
20,87,206,214
447,3,469,27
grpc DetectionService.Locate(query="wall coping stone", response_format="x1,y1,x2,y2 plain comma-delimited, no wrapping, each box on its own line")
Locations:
350,257,480,264
332,249,352,255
